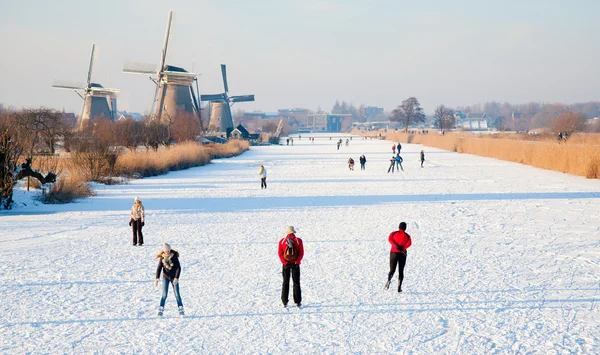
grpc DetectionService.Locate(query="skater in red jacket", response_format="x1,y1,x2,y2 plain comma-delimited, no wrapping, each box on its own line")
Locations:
385,222,412,292
278,226,304,307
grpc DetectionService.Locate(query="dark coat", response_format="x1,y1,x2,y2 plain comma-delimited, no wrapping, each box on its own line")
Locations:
156,251,181,280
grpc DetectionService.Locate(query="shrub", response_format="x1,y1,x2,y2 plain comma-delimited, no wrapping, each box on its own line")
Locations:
42,172,93,204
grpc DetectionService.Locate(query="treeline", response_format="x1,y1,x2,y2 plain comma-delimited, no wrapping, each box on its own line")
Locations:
329,97,600,133
456,101,600,132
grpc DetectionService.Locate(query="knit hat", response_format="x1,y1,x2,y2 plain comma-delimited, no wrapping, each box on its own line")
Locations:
162,242,171,253
134,196,140,202
399,222,407,231
285,226,296,234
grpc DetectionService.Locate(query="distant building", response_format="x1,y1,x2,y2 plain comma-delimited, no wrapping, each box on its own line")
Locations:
458,112,488,131
229,124,260,142
243,112,266,119
304,113,351,132
362,106,384,119
60,112,78,128
278,108,309,126
117,111,144,121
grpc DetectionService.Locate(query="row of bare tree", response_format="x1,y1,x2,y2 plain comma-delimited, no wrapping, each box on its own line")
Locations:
388,97,599,134
0,108,206,208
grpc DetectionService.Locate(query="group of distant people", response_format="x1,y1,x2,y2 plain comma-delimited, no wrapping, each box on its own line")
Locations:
557,132,569,142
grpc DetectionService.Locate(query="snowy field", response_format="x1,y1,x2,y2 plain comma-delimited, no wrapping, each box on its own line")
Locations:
1,133,600,354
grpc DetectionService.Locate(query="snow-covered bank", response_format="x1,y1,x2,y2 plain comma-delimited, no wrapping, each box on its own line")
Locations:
1,133,600,354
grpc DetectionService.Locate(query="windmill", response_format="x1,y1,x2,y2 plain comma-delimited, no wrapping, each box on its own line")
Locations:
201,64,255,133
52,44,119,130
123,11,204,131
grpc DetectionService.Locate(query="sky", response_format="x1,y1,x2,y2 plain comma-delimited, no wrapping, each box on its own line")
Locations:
1,0,599,115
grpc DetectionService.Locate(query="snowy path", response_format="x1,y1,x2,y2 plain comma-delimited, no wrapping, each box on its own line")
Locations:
1,133,600,354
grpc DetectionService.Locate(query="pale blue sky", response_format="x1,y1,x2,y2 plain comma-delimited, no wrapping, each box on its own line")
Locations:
1,0,598,114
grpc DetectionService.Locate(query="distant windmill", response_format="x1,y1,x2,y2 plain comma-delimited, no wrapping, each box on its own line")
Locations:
123,11,204,131
52,44,119,130
202,64,255,132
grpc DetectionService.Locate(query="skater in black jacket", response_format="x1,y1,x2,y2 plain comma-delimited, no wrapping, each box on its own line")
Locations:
387,156,396,173
359,154,366,170
155,243,184,316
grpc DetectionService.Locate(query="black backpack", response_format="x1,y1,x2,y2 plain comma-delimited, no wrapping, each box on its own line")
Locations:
283,237,298,262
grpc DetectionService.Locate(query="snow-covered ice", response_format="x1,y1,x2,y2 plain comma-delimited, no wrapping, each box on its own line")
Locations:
1,133,600,354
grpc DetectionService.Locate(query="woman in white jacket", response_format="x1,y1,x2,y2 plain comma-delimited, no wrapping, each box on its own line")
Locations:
129,196,145,246
259,165,267,189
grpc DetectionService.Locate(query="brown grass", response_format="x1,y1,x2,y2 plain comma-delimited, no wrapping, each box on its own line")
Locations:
382,131,600,179
115,140,250,178
42,171,94,203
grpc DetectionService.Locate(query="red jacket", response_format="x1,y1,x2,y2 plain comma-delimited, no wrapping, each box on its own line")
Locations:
389,230,412,253
278,234,304,265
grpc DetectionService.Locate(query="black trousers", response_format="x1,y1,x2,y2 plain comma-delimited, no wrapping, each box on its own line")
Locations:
261,177,267,189
388,251,407,289
387,162,395,173
132,220,144,245
360,162,365,170
282,264,301,305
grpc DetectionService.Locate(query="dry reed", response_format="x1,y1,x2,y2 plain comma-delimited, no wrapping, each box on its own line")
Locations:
115,140,249,178
383,131,600,179
43,171,94,203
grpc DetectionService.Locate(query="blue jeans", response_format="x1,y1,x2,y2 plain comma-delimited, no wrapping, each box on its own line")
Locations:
160,279,183,308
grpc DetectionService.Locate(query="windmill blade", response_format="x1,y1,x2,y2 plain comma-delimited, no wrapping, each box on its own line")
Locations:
159,11,173,74
230,95,255,103
87,44,96,87
52,84,84,90
221,64,229,94
149,82,161,120
201,93,227,101
123,61,157,75
123,68,156,75
190,85,205,133
190,86,200,113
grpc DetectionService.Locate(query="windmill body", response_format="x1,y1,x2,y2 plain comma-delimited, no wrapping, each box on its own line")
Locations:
207,102,234,133
52,45,119,130
123,11,203,130
154,66,198,123
202,64,255,133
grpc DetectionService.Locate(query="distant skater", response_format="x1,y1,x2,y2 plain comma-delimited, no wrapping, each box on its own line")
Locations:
420,150,425,168
392,144,396,155
155,243,184,316
278,226,304,307
359,154,366,170
387,156,396,173
385,222,412,292
348,157,355,170
129,196,145,246
397,143,402,154
259,165,267,189
395,154,404,171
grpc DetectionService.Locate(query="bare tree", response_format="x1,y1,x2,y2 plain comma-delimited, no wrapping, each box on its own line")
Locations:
434,105,455,131
391,97,426,131
1,116,56,209
170,113,200,143
552,112,586,134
